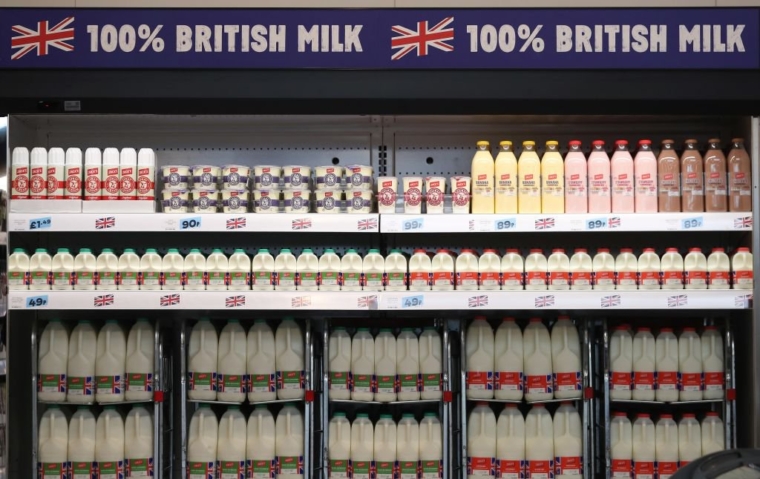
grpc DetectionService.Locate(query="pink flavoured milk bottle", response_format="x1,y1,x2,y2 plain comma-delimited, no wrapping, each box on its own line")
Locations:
588,140,611,214
634,140,658,213
611,140,634,213
564,140,588,214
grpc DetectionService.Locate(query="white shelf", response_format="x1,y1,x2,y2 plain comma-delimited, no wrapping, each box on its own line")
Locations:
8,290,750,311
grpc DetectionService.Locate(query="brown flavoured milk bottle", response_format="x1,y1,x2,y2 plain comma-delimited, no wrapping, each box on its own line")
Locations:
658,139,681,212
681,139,704,212
728,138,752,212
704,139,727,212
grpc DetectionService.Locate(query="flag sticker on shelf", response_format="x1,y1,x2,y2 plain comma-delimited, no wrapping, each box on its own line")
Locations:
357,217,378,231
535,217,555,230
95,216,115,230
735,293,753,308
292,296,311,308
94,294,114,307
358,295,378,308
291,218,312,230
226,216,246,230
535,295,555,308
608,216,621,229
225,295,245,308
735,216,752,229
160,294,180,307
468,295,489,308
667,294,688,308
601,295,621,308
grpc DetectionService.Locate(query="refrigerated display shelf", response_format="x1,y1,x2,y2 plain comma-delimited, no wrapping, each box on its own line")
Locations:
329,399,442,406
465,397,582,405
38,399,154,406
188,398,305,406
610,398,725,406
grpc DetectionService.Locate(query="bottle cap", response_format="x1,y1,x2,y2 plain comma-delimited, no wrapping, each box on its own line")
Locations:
737,247,750,252
689,247,702,253
402,413,415,418
530,318,542,323
476,140,490,148
620,248,633,253
574,248,587,254
660,414,673,419
682,327,695,332
666,247,679,253
637,327,651,332
529,249,543,254
613,412,627,417
522,141,535,147
551,248,565,254
638,139,652,146
124,248,135,253
12,248,26,253
79,248,92,254
592,140,605,147
660,328,673,333
380,414,393,419
569,140,582,147
706,412,719,417
499,140,512,147
683,413,696,418
258,248,270,253
705,325,718,331
357,327,370,332
711,247,725,253
424,412,438,417
506,249,520,254
234,249,246,253
484,249,498,254
546,140,559,147
333,412,346,417
597,248,610,253
356,413,370,418
503,317,516,322
476,401,490,407
56,248,70,253
460,249,475,254
280,249,291,254
167,248,179,253
636,413,650,418
615,140,629,146
414,249,428,254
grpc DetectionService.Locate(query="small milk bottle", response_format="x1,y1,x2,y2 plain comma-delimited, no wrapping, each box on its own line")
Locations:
467,403,497,479
11,147,30,201
119,148,138,200
275,405,304,479
161,248,184,290
638,248,661,290
702,326,725,399
634,139,659,213
51,248,74,291
502,249,524,291
72,247,97,289
518,140,542,214
471,140,495,214
386,249,408,292
95,406,125,479
495,140,518,214
217,319,247,402
732,247,753,290
525,404,554,479
228,249,251,291
184,249,206,291
101,147,121,200
565,140,588,214
554,402,583,479
524,318,553,401
632,328,656,401
329,327,352,400
409,249,432,291
38,406,68,478
252,249,275,291
593,248,616,291
341,249,363,291
548,248,570,291
319,249,342,291
655,415,679,479
420,413,443,479
616,248,639,290
375,328,398,402
494,318,523,401
188,319,218,401
456,249,479,291
96,248,119,290
8,248,30,290
701,412,725,455
610,325,633,400
552,317,582,399
329,413,351,479
84,147,102,201
398,414,421,479
569,248,593,290
611,139,635,213
207,249,229,291
139,248,162,291
69,407,96,479
363,249,385,291
632,414,655,479
431,249,454,291
541,140,565,213
611,413,632,479
678,327,703,401
707,248,731,290
137,148,156,202
247,320,277,402
187,405,218,479
351,328,375,401
525,249,548,291
351,413,374,479
297,249,319,291
125,319,154,401
420,327,443,400
118,249,141,291
678,414,702,467
655,328,679,402
67,321,97,404
466,317,495,400
38,319,69,402
661,248,684,290
64,147,83,200
374,414,397,479
217,406,247,478
95,320,126,403
125,406,154,478
30,146,48,199
397,328,420,401
496,405,525,479
588,140,612,214
684,247,707,289
479,249,502,291
275,318,305,400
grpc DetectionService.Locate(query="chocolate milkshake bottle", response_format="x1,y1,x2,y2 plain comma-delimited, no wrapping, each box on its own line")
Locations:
728,138,752,212
658,139,681,212
681,139,704,213
704,139,727,212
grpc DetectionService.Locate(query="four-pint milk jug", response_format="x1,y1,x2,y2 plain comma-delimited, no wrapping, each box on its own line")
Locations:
126,319,154,401
69,406,97,479
420,413,443,479
398,414,420,479
701,412,725,455
524,318,553,402
217,319,247,402
525,404,554,479
678,414,702,467
67,320,97,404
217,406,247,479
494,318,523,401
496,405,525,479
187,405,218,479
632,328,655,401
397,328,420,401
375,415,397,479
38,406,69,479
679,327,703,401
125,406,154,479
375,328,398,402
552,316,582,399
610,325,633,400
248,320,276,402
351,413,374,479
655,328,679,402
420,327,443,400
96,320,126,403
329,413,351,479
610,412,632,479
466,317,495,399
188,319,218,401
554,402,583,479
38,319,69,402
95,406,125,479
351,328,375,402
276,319,305,400
702,326,725,400
248,405,276,478
655,415,679,479
329,327,352,400
632,414,655,479
467,402,496,479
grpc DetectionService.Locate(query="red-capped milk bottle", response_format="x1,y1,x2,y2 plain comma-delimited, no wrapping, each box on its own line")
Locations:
420,327,443,400
610,325,633,400
375,328,398,402
351,328,374,402
502,249,525,291
548,249,570,291
707,248,731,290
661,248,684,290
466,317,495,400
496,404,525,479
655,415,679,479
638,249,661,290
479,249,502,291
569,249,593,291
732,247,753,290
702,326,725,400
701,413,725,455
494,318,523,401
523,318,553,402
525,249,548,291
552,316,582,400
632,328,656,401
554,402,583,479
610,412,632,479
525,404,554,479
456,249,480,291
678,327,703,401
397,328,420,401
328,327,352,400
467,402,496,479
655,328,679,402
615,248,639,291
684,248,707,289
632,414,655,479
678,414,702,467
432,249,455,291
410,250,432,291
351,413,374,479
247,320,276,402
593,248,616,291
374,414,397,479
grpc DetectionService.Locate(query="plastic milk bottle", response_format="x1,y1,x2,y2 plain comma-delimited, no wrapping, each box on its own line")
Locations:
616,248,639,291
329,412,351,479
632,328,656,401
51,248,74,291
397,328,420,401
655,415,679,479
397,414,420,479
38,320,69,402
592,248,616,291
329,327,352,400
632,414,655,479
217,320,247,402
678,327,703,401
95,406,125,479
363,249,385,291
467,402,497,479
496,405,525,479
351,328,375,401
548,248,571,291
638,248,661,290
410,249,432,291
431,250,454,291
494,318,523,401
228,249,251,291
524,318,553,402
319,249,342,291
8,248,30,290
125,406,154,478
525,249,548,291
118,249,141,291
139,249,162,291
375,329,398,402
247,320,277,402
655,328,679,402
456,249,479,291
466,317,495,399
732,247,753,290
217,406,247,479
707,248,731,290
551,316,582,399
610,325,633,400
162,248,184,290
207,249,229,291
351,413,374,479
525,404,554,479
95,320,126,403
661,248,684,290
341,249,363,291
187,405,219,479
420,327,443,400
252,249,275,291
73,248,97,290
96,249,119,290
374,415,397,479
67,320,97,404
479,249,502,291
569,249,593,291
701,413,725,455
188,319,218,401
420,413,443,479
125,319,154,401
69,407,97,479
702,326,725,400
684,248,707,290
385,249,408,292
38,406,68,478
184,249,206,291
554,402,583,479
297,249,319,291
248,405,276,478
276,319,305,400
678,414,702,467
610,412,632,479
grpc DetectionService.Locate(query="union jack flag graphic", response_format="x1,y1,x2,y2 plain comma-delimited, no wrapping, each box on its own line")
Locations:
95,216,116,230
358,295,378,308
601,295,621,308
11,17,75,61
94,294,114,307
735,216,752,229
535,217,556,230
226,216,246,230
735,293,753,308
225,295,246,308
160,293,180,307
668,294,688,308
291,218,312,230
391,17,455,61
609,216,621,229
468,219,475,231
467,457,496,477
535,295,555,308
292,296,311,308
469,295,489,308
358,217,378,231
125,457,153,477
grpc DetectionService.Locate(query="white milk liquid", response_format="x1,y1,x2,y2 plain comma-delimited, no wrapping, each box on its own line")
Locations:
252,249,275,291
702,327,725,399
409,250,432,291
525,250,548,291
329,328,352,400
248,406,276,478
419,328,443,400
420,413,443,479
184,249,206,291
319,249,342,291
431,250,454,291
374,415,397,479
217,320,248,402
610,326,633,400
632,328,656,401
467,403,496,479
548,249,571,291
554,403,583,479
701,413,725,455
228,250,251,290
51,248,74,291
525,405,554,479
38,320,69,402
341,250,363,292
162,248,184,290
125,319,154,401
74,249,97,291
118,249,141,291
125,406,154,478
679,328,703,401
479,249,502,291
67,321,97,404
188,319,219,401
95,407,126,479
217,407,247,478
615,249,639,290
655,415,678,479
610,413,632,478
552,317,582,399
593,249,616,291
655,329,679,402
397,414,420,479
375,329,398,402
496,405,525,479
96,249,119,290
678,414,701,467
207,249,229,291
247,320,277,402
707,248,731,289
139,249,162,291
351,328,375,401
385,250,408,292
351,414,374,479
466,317,495,400
632,414,655,479
397,329,420,401
329,413,351,479
95,320,126,403
456,249,479,291
364,249,385,291
69,407,97,479
8,248,30,290
296,249,319,291
38,407,68,478
569,249,593,291
275,319,305,400
494,318,523,401
502,250,524,291
187,405,219,479
524,319,553,402
276,405,304,479
684,248,708,289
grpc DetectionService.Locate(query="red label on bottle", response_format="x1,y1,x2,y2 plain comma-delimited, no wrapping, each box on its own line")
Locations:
595,270,616,286
685,270,707,285
657,371,678,390
467,371,493,391
480,271,501,286
611,459,631,477
502,272,524,286
633,371,655,390
554,371,581,392
432,271,453,286
734,270,753,283
457,271,479,285
571,271,592,286
527,459,553,479
656,461,678,479
555,456,582,476
708,271,730,285
468,457,495,477
633,461,654,479
525,374,551,394
680,372,703,391
549,271,569,286
495,371,522,391
617,271,638,286
639,271,660,285
611,371,632,391
526,271,546,286
662,271,683,285
704,372,725,391
410,271,432,286
497,459,523,479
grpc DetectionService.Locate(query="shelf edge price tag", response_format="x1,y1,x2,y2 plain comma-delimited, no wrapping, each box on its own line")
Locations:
180,216,202,230
585,217,607,230
26,295,49,308
402,217,424,231
401,295,424,308
494,217,516,231
681,216,703,230
29,216,52,230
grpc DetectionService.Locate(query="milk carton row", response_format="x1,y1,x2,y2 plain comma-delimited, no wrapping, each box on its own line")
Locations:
329,327,442,402
37,320,154,404
611,326,725,402
611,412,725,479
378,175,473,214
328,412,443,479
467,317,581,402
38,405,152,479
187,403,304,479
467,402,582,479
188,318,305,403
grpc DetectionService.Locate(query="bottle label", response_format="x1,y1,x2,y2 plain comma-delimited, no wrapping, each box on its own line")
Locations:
421,373,442,392
187,461,215,479
590,175,611,199
611,459,631,477
342,272,362,288
502,271,524,287
656,461,678,479
636,173,657,197
277,370,305,390
71,461,96,479
639,271,660,287
399,460,418,479
571,271,592,286
456,271,479,287
685,270,707,286
248,459,275,479
126,372,153,392
495,371,523,391
329,459,350,479
253,271,273,286
497,459,524,479
218,460,245,479
321,271,340,287
364,272,384,288
399,373,420,393
125,457,153,477
679,372,703,392
228,271,250,288
97,460,124,479
188,371,216,392
120,271,139,287
208,271,228,287
595,270,616,286
555,456,582,476
141,271,161,286
554,371,581,392
432,271,454,287
30,166,46,199
611,371,632,391
330,371,351,391
352,373,373,393
277,456,304,475
410,271,431,288
98,271,117,286
705,372,725,391
76,269,98,285
734,270,753,285
96,375,123,396
376,460,396,479
480,271,501,287
218,373,246,394
633,371,654,391
67,376,93,396
185,270,205,287
567,175,586,197
376,374,397,394
525,374,552,394
163,271,182,288
497,185,517,198
614,174,634,197
467,371,493,391
708,271,730,286
526,271,547,286
39,462,68,479
656,371,678,391
52,271,74,286
527,459,553,479
662,271,683,286
633,461,654,479
8,270,28,287
251,373,276,393
421,459,443,479
38,373,66,393
468,457,496,477
352,460,374,479
387,271,407,287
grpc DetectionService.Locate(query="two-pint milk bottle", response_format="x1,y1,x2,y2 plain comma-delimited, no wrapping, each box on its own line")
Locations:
217,319,247,402
397,328,420,401
125,406,154,478
732,247,753,290
495,141,518,214
126,319,154,401
248,405,276,478
518,140,541,213
30,248,53,290
679,327,703,401
74,248,97,290
38,406,68,478
661,248,684,290
466,317,494,399
638,248,661,290
548,248,571,290
554,402,583,479
386,249,408,292
229,249,251,291
632,328,655,401
398,414,420,479
524,318,553,401
552,316,582,399
248,320,276,402
38,320,69,402
363,249,385,291
375,414,397,479
525,404,554,479
252,249,275,291
496,405,525,479
188,319,218,401
707,248,731,290
375,328,398,402
420,413,443,479
432,250,454,291
678,414,701,467
410,249,432,291
610,325,633,400
565,140,588,213
69,407,96,479
570,249,593,291
52,248,74,290
525,249,548,291
140,249,162,290
276,318,305,400
297,249,319,291
420,327,443,400
184,249,206,291
541,140,565,213
217,406,247,479
616,248,639,291
187,405,218,479
8,248,30,290
207,249,229,291
655,415,679,479
118,249,140,291
96,320,126,403
479,249,502,291
655,328,679,402
472,141,495,214
96,249,119,290
67,320,97,404
341,249,364,291
319,249,342,291
494,318,523,401
329,327,352,400
610,412,632,479
456,249,479,291
95,406,125,479
702,412,725,455
162,248,184,290
702,326,724,399
632,414,655,479
351,328,375,401
593,248,616,291
502,249,524,291
685,248,707,290
351,413,374,479
467,403,496,479
329,413,351,479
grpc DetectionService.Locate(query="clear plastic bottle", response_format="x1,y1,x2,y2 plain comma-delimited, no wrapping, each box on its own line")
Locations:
183,249,206,291
275,319,305,400
610,412,633,479
632,414,655,479
125,319,154,401
655,415,679,479
552,317,582,400
95,320,126,403
51,248,74,291
319,249,342,292
678,327,703,401
252,249,275,291
419,327,443,401
523,318,553,402
207,249,230,291
118,249,141,291
228,249,251,291
38,319,69,402
217,320,247,402
67,320,97,404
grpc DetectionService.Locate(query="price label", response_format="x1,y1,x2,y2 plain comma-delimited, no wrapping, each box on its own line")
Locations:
494,218,516,231
29,216,52,230
585,217,607,230
402,218,424,231
26,295,49,308
401,295,424,308
681,216,704,230
180,217,202,230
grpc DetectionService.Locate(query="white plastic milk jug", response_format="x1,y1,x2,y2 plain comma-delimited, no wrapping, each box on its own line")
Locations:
655,328,679,402
655,415,679,479
479,249,502,291
297,249,319,291
69,407,97,479
707,248,731,290
140,249,162,291
351,413,374,479
187,405,218,479
329,327,352,400
341,249,363,291
679,327,704,401
363,249,385,291
701,412,725,455
38,406,68,479
502,249,524,291
524,318,553,401
375,415,397,479
118,249,141,291
217,319,248,402
51,248,74,291
252,249,275,291
276,404,305,479
554,402,583,479
67,320,97,404
351,328,375,401
74,248,97,291
431,250,454,291
420,413,443,479
329,413,351,479
319,249,342,291
610,325,633,400
593,248,616,291
632,414,655,479
494,318,523,401
496,405,525,479
525,249,548,291
248,320,277,402
397,414,420,479
525,404,554,479
8,248,29,290
661,248,684,290
96,320,126,403
126,319,154,401
397,328,420,401
455,249,479,291
217,406,247,478
678,414,701,467
569,249,593,291
552,316,582,399
188,319,218,401
207,249,229,291
610,412,632,479
95,406,125,479
732,247,753,290
375,328,398,402
162,248,184,290
638,248,661,290
632,328,656,401
276,319,305,400
466,317,495,399
467,402,496,479
615,248,639,291
38,319,69,402
420,327,443,400
386,249,408,292
684,248,707,290
548,248,571,291
248,405,276,478
228,249,251,291
125,406,154,479
702,326,725,399
409,249,432,291
96,249,119,290
30,248,52,291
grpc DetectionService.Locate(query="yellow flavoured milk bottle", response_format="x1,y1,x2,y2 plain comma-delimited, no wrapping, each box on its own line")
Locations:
541,140,565,213
518,141,541,213
471,141,495,214
495,141,518,214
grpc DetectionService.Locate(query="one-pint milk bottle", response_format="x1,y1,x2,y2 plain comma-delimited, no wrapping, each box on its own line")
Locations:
466,317,494,399
502,249,524,291
495,140,518,214
467,403,496,479
611,140,635,213
616,248,639,291
118,249,141,291
397,414,420,479
385,249,408,292
655,328,679,402
119,148,138,201
420,413,443,479
632,414,655,479
701,412,725,455
351,328,375,401
655,415,679,479
472,140,495,214
329,327,352,400
707,248,731,290
732,247,753,290
593,248,616,291
548,248,570,291
541,140,565,213
329,413,351,479
638,248,661,290
248,320,277,402
8,248,30,290
140,249,162,291
187,405,218,479
375,414,397,479
188,319,218,401
420,327,443,400
276,319,305,400
552,316,582,399
431,249,454,291
524,318,553,401
30,248,52,290
276,404,304,479
207,249,229,291
351,413,374,479
397,328,420,401
661,248,684,290
702,326,725,399
634,139,658,213
410,249,432,291
319,249,342,291
679,327,703,401
456,249,479,291
610,412,632,479
494,318,523,401
184,249,206,291
588,140,612,214
96,249,119,290
30,146,48,199
162,248,184,290
570,249,593,291
38,406,68,479
248,405,276,478
375,328,398,402
95,406,125,479
684,248,707,290
74,248,97,291
217,406,247,479
252,249,275,291
217,320,247,402
525,249,548,291
565,140,588,213
96,320,126,403
38,320,69,402
67,320,97,404
64,147,83,200
526,404,554,479
678,414,701,467
341,249,363,291
125,406,154,478
496,405,525,479
554,402,583,479
228,249,251,291
102,147,121,200
51,248,74,290
610,325,633,400
69,407,96,479
479,249,502,291
363,249,385,291
518,140,542,214
126,319,154,401
137,148,156,202
297,249,319,291
632,328,655,401
11,146,30,201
